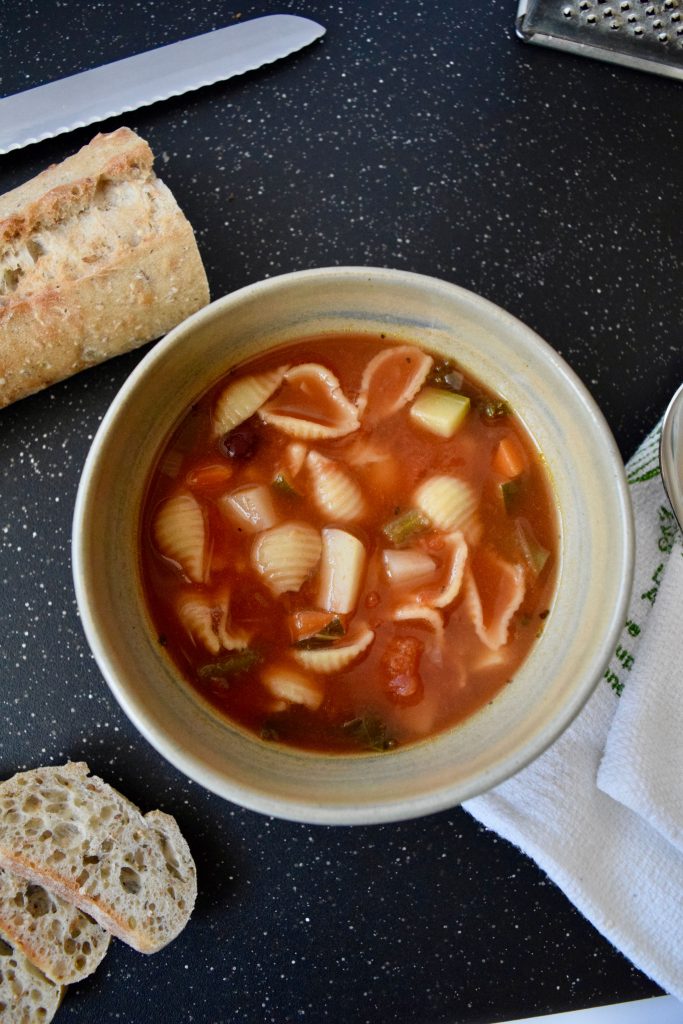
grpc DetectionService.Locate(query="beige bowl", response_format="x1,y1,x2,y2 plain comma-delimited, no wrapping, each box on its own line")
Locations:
72,267,633,824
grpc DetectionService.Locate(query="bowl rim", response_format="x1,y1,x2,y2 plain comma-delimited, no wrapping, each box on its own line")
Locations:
72,266,635,824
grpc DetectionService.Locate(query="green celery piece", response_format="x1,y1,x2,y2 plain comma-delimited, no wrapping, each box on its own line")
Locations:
198,648,262,680
382,508,432,547
500,479,522,512
515,519,550,575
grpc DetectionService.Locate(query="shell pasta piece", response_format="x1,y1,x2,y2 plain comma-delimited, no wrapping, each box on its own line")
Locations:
251,522,322,596
413,475,478,534
418,530,468,609
293,625,375,673
259,364,360,439
152,492,209,583
178,594,220,655
177,587,249,654
356,345,433,424
463,547,525,650
212,365,288,436
306,451,366,522
262,664,324,710
392,604,445,646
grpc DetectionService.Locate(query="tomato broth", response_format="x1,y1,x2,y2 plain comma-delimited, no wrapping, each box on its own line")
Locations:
139,334,559,754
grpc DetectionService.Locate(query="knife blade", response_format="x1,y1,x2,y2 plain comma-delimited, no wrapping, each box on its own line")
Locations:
0,14,325,156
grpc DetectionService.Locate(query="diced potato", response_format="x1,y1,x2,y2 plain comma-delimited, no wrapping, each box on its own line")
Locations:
409,387,470,437
318,528,366,614
382,549,438,586
220,484,277,533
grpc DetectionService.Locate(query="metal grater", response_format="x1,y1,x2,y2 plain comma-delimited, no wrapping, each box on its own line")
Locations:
516,0,683,79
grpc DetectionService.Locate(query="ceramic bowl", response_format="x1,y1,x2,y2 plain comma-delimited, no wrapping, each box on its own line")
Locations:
72,267,634,824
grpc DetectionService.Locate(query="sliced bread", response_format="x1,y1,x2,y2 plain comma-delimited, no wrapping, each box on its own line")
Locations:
0,865,109,985
0,763,197,954
0,931,62,1024
0,126,210,408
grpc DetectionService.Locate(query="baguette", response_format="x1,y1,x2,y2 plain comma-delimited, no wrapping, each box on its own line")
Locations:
0,866,109,985
0,763,197,955
0,931,62,1024
0,127,210,408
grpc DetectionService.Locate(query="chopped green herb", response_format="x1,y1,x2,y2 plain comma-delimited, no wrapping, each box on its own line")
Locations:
260,726,280,742
272,472,300,498
539,609,550,620
477,397,511,421
427,359,464,393
198,648,262,680
342,714,396,752
294,616,346,649
382,508,431,547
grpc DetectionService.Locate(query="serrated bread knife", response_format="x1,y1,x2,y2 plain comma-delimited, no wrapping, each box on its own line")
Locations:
0,14,325,156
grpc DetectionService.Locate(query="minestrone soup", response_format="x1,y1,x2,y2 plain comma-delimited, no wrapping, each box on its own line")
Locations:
139,334,559,753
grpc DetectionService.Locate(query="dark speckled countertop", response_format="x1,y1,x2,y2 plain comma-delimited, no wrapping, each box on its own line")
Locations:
1,2,682,1022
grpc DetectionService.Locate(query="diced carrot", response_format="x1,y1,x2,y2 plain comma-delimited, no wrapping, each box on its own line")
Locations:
492,436,526,478
287,609,337,643
186,463,234,490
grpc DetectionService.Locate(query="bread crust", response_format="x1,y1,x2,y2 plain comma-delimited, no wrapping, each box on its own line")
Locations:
0,127,209,408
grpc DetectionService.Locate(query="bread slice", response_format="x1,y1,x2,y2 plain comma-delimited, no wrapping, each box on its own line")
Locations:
0,931,62,1024
0,763,197,954
0,126,210,408
0,865,109,985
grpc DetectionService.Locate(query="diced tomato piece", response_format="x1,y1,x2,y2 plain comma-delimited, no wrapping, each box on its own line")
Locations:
380,636,424,705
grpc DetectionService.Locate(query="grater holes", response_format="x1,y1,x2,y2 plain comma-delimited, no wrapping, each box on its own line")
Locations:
543,0,683,52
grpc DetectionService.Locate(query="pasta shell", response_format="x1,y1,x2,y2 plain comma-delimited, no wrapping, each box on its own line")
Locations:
261,663,324,710
259,364,360,439
463,548,525,650
251,522,322,595
392,604,445,646
177,595,220,655
152,493,209,583
177,587,250,654
293,625,375,674
356,345,433,424
413,475,478,533
284,442,308,478
418,530,468,608
214,586,250,651
212,365,288,436
158,448,183,479
306,451,366,522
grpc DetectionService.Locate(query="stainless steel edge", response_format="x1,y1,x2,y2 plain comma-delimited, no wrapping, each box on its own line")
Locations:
0,14,326,155
519,29,683,81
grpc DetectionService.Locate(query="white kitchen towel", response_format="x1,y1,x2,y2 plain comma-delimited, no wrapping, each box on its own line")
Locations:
464,422,683,1000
